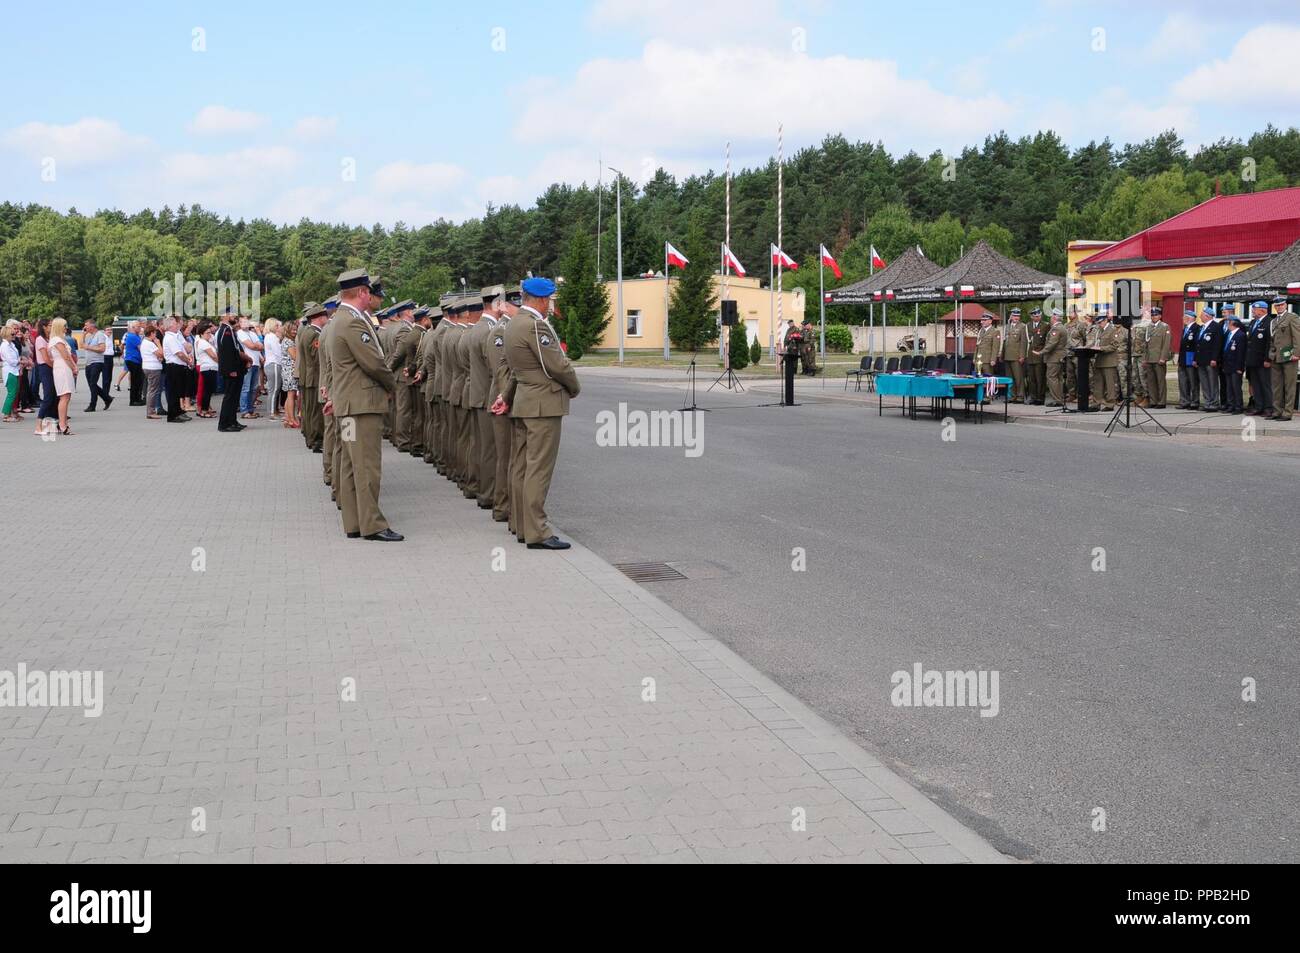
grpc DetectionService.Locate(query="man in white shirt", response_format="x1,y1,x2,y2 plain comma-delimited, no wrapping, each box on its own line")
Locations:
237,318,264,418
162,316,193,422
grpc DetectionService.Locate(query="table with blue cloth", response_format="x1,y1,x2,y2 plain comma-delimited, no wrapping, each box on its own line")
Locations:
874,373,1014,423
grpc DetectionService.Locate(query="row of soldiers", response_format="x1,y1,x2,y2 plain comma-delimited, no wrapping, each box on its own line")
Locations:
294,270,581,546
970,298,1300,414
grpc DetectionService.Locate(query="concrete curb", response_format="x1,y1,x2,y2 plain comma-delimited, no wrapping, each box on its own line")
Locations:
558,540,1010,864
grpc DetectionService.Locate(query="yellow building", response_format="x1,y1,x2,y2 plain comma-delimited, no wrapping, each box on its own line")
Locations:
591,274,805,353
1068,187,1300,316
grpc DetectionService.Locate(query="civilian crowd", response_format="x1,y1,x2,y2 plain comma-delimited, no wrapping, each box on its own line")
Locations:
1,313,301,433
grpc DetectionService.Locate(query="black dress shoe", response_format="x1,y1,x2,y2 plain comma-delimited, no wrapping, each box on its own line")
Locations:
104,395,113,409
527,536,571,550
517,536,526,544
364,528,404,541
218,425,241,432
313,447,323,454
84,406,96,413
346,531,361,538
477,500,492,509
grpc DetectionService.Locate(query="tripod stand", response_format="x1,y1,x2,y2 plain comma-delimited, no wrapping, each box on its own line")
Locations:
1104,323,1171,436
708,325,745,392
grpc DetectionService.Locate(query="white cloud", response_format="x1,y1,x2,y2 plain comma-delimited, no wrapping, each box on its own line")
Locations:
161,146,299,185
187,105,270,135
1171,24,1300,104
514,41,1014,161
290,116,339,142
1143,13,1210,59
2,117,149,166
372,160,466,196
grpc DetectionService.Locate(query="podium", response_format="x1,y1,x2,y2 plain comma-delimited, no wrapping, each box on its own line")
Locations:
1072,346,1101,413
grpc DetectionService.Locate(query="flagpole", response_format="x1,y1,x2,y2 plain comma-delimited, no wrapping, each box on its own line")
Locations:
722,141,730,363
596,156,602,282
820,253,825,361
869,250,875,358
776,124,784,363
769,249,774,360
664,242,670,361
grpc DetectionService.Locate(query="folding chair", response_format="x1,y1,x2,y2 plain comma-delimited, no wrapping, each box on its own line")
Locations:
844,355,872,392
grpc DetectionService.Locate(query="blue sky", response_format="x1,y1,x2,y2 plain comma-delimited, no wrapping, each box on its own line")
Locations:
2,0,1297,226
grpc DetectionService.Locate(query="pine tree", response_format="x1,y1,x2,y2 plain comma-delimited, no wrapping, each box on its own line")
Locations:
750,336,762,365
728,322,749,370
555,229,609,361
667,220,718,353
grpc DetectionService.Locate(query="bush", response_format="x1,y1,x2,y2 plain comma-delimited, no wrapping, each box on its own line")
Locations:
825,323,854,353
728,325,749,370
749,337,762,365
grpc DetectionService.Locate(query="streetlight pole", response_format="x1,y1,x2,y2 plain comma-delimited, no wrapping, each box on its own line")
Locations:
609,166,624,364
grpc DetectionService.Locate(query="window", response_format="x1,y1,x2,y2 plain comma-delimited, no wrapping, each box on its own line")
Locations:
626,310,641,337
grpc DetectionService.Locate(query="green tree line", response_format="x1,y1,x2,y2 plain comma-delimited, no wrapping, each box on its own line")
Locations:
2,125,1297,329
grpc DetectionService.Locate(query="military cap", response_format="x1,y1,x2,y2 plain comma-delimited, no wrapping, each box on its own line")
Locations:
1009,307,1022,316
392,299,416,314
1272,294,1289,305
504,284,523,306
430,306,443,319
521,276,556,298
1050,307,1062,317
338,267,375,290
1150,305,1162,315
324,295,340,310
301,301,327,320
414,306,430,319
1029,307,1042,316
481,284,505,302
979,312,994,321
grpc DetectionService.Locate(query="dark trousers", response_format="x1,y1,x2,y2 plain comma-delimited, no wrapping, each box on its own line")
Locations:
1246,365,1272,413
36,364,56,419
219,371,243,429
200,370,217,412
85,362,109,408
164,364,185,419
1224,370,1244,412
126,360,144,404
1178,362,1199,407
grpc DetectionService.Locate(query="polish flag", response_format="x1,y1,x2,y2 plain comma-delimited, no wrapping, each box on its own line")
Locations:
884,289,895,300
723,244,746,277
873,291,884,301
666,242,689,269
943,286,955,298
771,244,798,270
1068,280,1085,296
1185,286,1201,298
871,245,886,270
1287,282,1300,293
820,245,842,279
959,285,975,297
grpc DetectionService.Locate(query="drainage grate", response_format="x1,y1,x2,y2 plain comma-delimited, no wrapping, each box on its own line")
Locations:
615,561,688,583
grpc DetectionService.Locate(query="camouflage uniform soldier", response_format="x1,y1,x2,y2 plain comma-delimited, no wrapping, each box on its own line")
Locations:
1064,306,1086,401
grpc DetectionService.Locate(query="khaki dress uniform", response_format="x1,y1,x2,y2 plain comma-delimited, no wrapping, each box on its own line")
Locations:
1141,319,1172,407
1025,318,1049,404
424,320,447,470
318,315,340,494
1040,321,1068,406
416,321,438,463
503,307,580,544
454,326,478,499
394,321,425,456
438,322,461,480
1268,307,1300,419
465,315,499,508
1095,320,1124,408
379,320,397,440
1001,320,1028,402
329,303,396,537
385,319,415,452
1064,319,1087,400
487,315,513,523
974,325,1001,375
298,320,323,451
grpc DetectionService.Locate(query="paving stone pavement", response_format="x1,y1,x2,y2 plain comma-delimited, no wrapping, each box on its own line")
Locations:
0,402,1005,864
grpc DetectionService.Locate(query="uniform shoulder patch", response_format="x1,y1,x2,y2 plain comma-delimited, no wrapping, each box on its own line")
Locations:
360,332,371,344
539,334,551,347
494,336,504,347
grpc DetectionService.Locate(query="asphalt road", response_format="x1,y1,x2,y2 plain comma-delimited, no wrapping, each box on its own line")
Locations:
546,371,1300,863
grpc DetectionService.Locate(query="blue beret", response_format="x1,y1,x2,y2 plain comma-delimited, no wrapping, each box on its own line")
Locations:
1252,300,1268,309
1184,309,1197,318
1221,303,1236,313
522,277,556,297
1201,306,1216,315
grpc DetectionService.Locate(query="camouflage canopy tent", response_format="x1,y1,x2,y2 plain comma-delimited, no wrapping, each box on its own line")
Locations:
823,246,941,358
1184,236,1300,302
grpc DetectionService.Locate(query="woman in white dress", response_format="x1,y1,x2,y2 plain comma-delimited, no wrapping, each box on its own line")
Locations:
47,317,78,435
